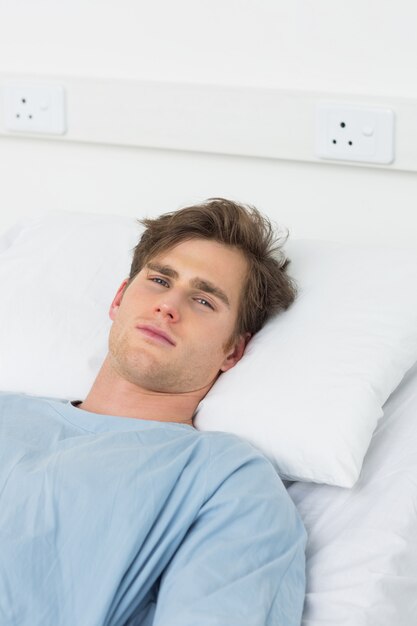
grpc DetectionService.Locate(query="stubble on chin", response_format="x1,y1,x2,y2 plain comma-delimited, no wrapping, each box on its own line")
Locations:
108,329,178,391
108,325,220,394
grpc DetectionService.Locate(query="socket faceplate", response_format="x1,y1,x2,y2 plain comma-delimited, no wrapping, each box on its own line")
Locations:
3,82,66,135
316,103,394,165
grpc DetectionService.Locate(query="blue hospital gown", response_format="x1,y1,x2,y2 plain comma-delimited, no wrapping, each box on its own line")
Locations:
0,393,306,626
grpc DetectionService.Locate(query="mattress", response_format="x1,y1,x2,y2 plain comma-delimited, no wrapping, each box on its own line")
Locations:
288,360,417,625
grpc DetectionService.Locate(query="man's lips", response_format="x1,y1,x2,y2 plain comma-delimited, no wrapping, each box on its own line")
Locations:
136,325,176,346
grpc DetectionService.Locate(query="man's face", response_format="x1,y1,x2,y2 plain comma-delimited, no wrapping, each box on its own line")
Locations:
107,238,248,394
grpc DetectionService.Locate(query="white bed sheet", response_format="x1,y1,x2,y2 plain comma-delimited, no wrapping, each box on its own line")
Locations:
288,360,417,625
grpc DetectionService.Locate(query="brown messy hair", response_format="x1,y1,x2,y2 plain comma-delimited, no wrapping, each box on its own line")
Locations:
129,198,297,341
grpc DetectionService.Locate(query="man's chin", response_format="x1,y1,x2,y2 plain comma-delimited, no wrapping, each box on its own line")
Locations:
110,352,221,396
129,374,217,398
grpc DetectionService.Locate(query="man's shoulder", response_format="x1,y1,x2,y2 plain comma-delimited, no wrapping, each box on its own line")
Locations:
0,391,63,407
199,428,268,463
199,429,284,490
200,430,305,540
0,392,68,425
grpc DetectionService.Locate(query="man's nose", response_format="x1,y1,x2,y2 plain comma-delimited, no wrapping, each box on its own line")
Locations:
154,301,180,322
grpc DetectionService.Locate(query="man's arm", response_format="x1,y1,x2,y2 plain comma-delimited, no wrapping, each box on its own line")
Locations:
152,437,307,626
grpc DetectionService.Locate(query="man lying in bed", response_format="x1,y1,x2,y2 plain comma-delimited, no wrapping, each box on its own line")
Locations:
0,198,307,625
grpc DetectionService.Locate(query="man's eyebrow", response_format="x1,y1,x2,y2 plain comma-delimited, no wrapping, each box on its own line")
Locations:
146,262,179,280
190,278,230,308
146,262,230,308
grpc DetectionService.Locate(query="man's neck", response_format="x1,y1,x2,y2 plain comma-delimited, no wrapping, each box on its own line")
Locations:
76,357,211,428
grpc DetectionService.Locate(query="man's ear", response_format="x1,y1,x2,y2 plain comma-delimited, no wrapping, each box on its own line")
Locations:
220,333,251,373
109,279,129,321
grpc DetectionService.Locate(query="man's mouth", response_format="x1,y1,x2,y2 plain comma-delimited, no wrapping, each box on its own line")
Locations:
136,325,176,346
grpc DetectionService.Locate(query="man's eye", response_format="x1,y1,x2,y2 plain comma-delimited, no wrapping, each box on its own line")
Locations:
195,297,214,310
151,277,169,288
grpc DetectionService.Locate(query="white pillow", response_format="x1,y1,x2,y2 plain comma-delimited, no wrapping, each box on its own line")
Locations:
0,211,140,400
1,210,417,487
196,239,417,487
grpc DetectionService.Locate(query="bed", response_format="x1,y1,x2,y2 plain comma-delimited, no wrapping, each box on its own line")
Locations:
290,360,417,625
1,209,416,625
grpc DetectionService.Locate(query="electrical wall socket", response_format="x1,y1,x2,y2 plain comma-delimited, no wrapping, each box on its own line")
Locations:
315,103,394,165
3,82,66,135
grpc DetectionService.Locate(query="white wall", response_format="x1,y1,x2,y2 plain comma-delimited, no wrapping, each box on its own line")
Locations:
0,1,416,245
2,135,416,247
1,0,416,96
